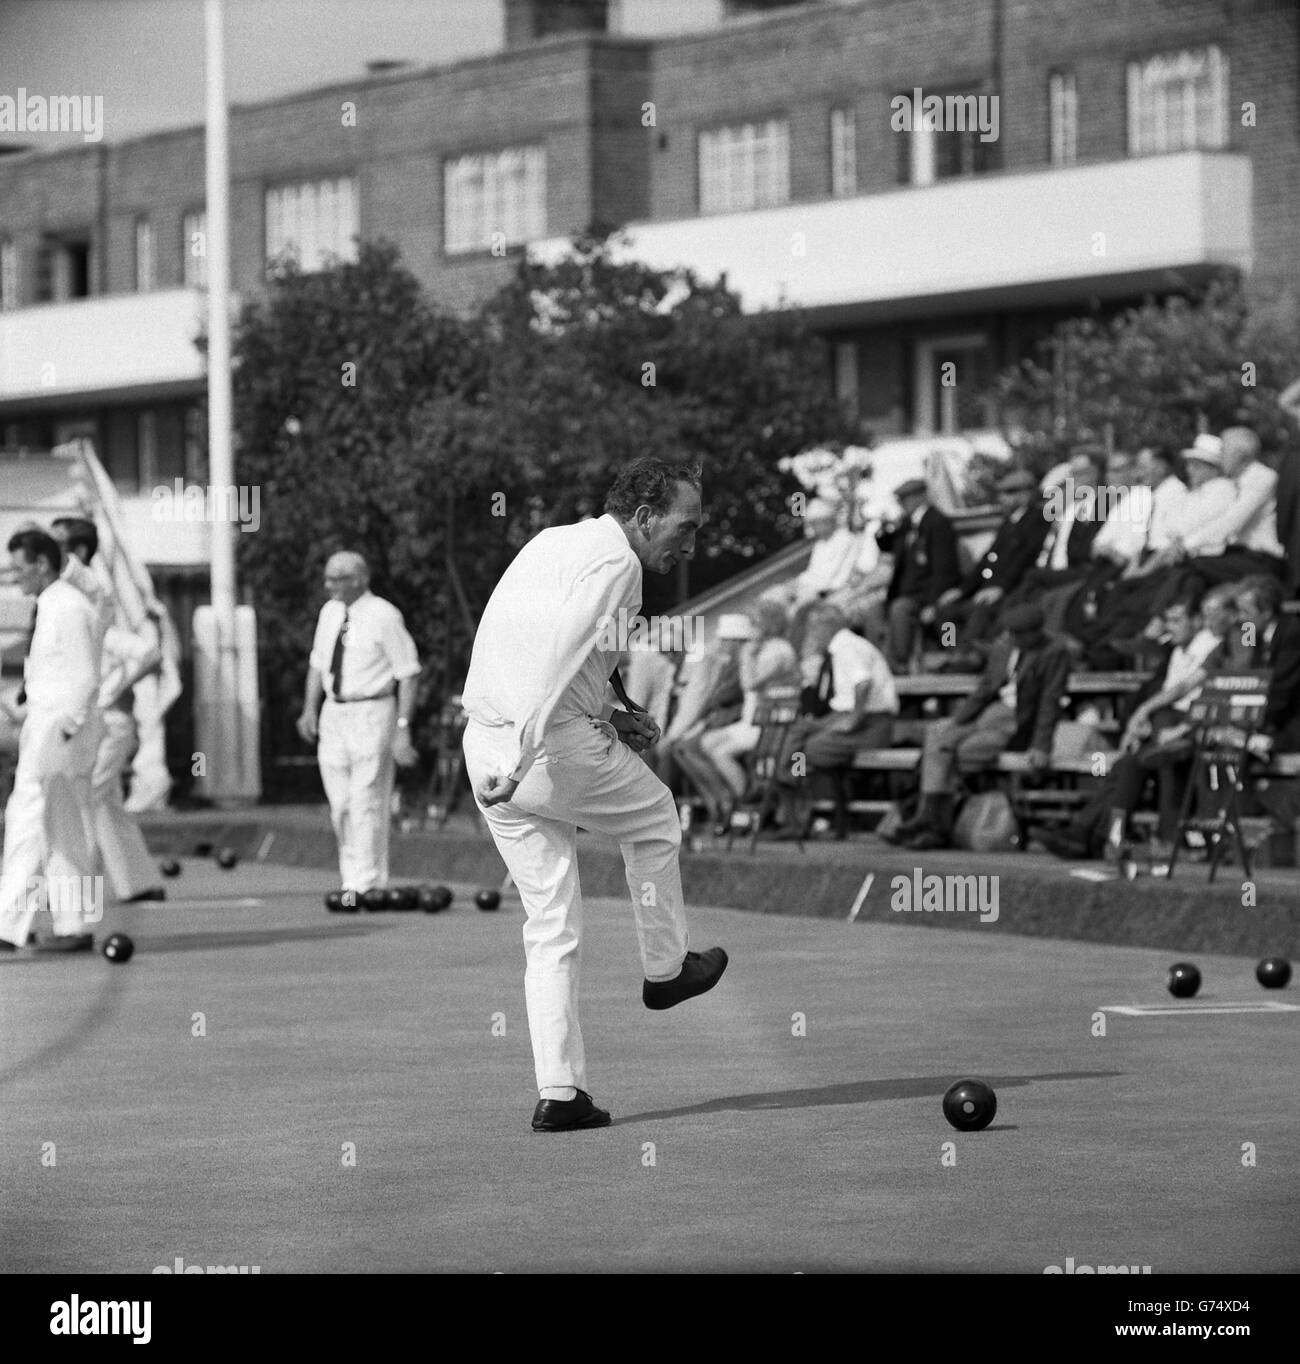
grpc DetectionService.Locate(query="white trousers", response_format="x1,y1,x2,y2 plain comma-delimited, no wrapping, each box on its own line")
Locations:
90,708,158,900
463,714,690,1097
699,720,761,799
0,711,101,944
318,697,396,892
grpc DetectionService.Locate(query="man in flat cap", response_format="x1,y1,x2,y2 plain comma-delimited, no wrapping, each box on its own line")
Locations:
866,477,960,671
885,601,1071,850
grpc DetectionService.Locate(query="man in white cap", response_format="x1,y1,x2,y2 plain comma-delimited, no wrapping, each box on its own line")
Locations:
461,457,728,1133
0,529,103,953
297,552,421,894
787,498,862,610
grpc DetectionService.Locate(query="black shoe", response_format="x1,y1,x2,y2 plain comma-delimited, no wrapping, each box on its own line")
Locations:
32,933,95,954
1042,830,1090,860
643,947,729,1011
0,938,17,953
531,1090,612,1133
123,887,166,903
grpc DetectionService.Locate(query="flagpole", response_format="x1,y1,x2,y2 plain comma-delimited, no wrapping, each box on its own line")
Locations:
204,0,241,801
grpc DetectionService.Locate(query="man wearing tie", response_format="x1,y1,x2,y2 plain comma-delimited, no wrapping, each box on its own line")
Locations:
0,529,103,953
297,552,421,893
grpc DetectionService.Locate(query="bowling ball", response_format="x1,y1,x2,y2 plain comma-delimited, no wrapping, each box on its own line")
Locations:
160,859,182,878
216,848,238,870
102,933,134,964
942,1079,997,1132
1256,957,1292,989
1167,962,1201,998
339,891,359,913
194,841,214,857
431,885,453,910
385,887,407,910
398,886,420,910
416,886,440,913
475,889,501,911
362,888,388,912
325,891,344,913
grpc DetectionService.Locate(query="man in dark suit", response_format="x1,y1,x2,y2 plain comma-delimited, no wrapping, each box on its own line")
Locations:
1238,573,1300,841
929,467,1051,654
885,602,1071,849
867,478,960,670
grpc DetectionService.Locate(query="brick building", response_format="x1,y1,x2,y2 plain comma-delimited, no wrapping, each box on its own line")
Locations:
1,0,1296,546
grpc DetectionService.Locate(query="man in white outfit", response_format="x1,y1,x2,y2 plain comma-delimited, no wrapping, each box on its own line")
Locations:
51,518,166,905
0,530,103,953
297,552,421,892
462,458,728,1133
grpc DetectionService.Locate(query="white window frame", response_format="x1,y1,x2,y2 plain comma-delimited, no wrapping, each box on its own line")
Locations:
265,176,359,273
830,106,857,197
698,118,790,214
183,210,208,288
0,238,17,310
443,146,547,256
1127,46,1228,156
134,217,154,292
1049,71,1078,166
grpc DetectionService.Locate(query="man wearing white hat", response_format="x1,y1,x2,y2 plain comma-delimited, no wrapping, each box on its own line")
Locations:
297,552,421,893
786,498,862,609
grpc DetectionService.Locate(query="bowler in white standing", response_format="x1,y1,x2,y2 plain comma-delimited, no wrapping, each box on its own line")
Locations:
461,458,728,1133
0,529,103,952
297,552,421,892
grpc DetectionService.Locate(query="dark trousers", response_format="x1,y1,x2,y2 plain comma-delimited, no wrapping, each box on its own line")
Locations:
1071,712,1194,843
1159,549,1288,610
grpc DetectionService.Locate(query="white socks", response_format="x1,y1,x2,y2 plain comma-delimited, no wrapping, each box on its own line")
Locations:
540,1087,578,1102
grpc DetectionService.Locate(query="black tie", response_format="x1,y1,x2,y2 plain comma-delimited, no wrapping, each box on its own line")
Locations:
329,607,349,699
15,600,37,706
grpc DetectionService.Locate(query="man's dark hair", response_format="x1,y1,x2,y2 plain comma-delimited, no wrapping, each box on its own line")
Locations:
51,516,99,562
604,458,703,520
1237,574,1285,616
7,528,63,575
1164,595,1202,619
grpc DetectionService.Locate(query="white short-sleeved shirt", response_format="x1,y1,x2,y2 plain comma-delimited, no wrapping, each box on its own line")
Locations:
827,629,899,715
1164,627,1222,711
310,590,421,701
23,579,101,725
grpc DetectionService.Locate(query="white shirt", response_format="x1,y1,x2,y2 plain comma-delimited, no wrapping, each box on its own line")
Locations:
998,648,1020,711
796,528,861,602
1182,460,1283,557
826,629,899,715
309,589,421,702
1159,475,1238,558
462,513,642,783
1040,500,1080,570
1146,475,1190,553
61,554,114,646
1164,627,1221,712
23,578,101,727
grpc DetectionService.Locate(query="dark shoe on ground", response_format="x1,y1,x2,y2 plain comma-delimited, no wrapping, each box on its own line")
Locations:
33,933,95,954
123,887,166,903
0,938,17,953
643,947,729,1011
1042,829,1090,860
531,1090,612,1133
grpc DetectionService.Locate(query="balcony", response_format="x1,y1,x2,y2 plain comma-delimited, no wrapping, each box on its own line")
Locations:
0,288,211,408
535,151,1253,324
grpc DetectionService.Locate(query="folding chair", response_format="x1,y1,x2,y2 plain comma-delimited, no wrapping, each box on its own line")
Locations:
725,687,804,854
1167,671,1271,882
424,697,470,828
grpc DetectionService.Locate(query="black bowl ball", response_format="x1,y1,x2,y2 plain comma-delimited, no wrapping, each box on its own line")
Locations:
362,888,388,912
942,1079,997,1132
476,889,501,911
325,891,344,913
216,848,238,870
160,858,182,878
194,840,214,857
1167,962,1201,998
102,933,134,964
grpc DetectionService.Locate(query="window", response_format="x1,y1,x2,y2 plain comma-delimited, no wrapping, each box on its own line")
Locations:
138,410,158,488
265,176,358,273
37,235,92,301
914,335,994,435
897,92,999,187
1127,46,1227,155
135,218,154,292
830,107,857,197
0,238,16,310
698,119,789,214
834,341,860,420
1049,71,1078,166
443,146,546,255
182,210,208,288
